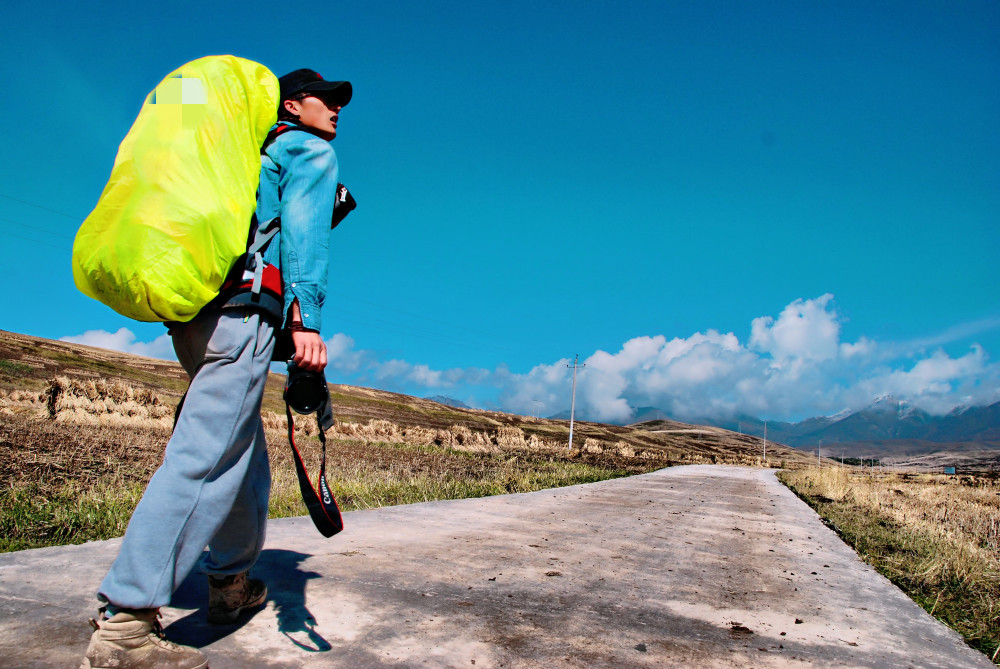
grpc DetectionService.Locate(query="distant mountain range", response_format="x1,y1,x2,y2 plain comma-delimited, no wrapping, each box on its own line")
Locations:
550,397,1000,455
693,396,1000,448
426,395,471,409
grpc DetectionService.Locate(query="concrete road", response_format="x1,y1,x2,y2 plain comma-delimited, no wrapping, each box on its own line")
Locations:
0,465,992,668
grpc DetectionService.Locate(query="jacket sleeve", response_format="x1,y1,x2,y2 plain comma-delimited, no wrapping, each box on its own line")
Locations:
273,135,338,331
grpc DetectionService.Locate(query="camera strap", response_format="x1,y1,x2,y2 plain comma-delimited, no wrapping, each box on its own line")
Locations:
285,404,343,537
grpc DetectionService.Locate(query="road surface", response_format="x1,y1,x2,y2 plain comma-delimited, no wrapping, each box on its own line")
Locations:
0,465,991,668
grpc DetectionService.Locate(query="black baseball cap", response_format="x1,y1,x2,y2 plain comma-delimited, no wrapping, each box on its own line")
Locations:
279,69,352,107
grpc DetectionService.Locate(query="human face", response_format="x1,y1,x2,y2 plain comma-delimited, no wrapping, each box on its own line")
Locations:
284,94,342,139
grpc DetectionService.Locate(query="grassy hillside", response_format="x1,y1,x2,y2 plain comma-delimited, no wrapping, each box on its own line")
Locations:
0,329,816,552
0,329,814,466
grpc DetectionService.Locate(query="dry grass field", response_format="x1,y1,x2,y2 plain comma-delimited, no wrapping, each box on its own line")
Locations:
0,376,769,553
779,466,1000,663
0,328,812,465
0,329,815,555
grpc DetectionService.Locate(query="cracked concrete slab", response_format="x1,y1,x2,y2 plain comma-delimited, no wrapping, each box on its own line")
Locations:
0,465,992,668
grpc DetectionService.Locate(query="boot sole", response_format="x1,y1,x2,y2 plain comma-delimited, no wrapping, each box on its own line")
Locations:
81,658,208,669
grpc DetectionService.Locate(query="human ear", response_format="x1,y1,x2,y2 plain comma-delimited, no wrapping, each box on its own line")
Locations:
283,99,301,117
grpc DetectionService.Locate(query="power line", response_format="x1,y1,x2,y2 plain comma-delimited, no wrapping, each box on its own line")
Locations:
6,230,71,252
2,224,540,360
0,193,84,220
327,289,522,344
0,206,540,360
0,215,76,240
0,195,549,362
0,203,557,368
332,306,534,358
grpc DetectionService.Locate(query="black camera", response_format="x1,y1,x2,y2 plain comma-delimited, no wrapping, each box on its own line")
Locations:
281,360,341,537
330,183,356,230
284,361,334,429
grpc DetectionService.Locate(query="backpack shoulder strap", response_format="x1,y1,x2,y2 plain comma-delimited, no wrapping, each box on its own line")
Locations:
246,215,280,295
262,123,330,153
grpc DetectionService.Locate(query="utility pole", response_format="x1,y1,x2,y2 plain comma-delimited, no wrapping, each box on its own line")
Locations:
818,439,822,468
567,354,585,450
763,421,767,462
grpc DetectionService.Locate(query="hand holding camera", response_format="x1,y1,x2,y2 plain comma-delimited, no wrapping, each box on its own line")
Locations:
284,360,332,417
290,329,327,372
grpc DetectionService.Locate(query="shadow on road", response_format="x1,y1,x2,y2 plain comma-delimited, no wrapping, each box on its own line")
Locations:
164,548,330,652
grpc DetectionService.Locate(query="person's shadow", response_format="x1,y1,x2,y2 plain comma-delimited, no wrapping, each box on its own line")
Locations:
165,549,332,652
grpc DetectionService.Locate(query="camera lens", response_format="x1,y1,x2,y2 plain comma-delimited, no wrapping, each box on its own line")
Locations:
285,371,325,414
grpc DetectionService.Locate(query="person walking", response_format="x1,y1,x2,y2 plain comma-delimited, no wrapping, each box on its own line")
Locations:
81,68,352,669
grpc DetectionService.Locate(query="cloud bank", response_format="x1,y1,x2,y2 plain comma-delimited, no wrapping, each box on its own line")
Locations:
61,327,176,360
61,295,1000,422
493,295,999,421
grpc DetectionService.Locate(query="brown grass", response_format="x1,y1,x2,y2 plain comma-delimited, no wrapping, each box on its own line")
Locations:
41,376,175,427
0,328,817,467
779,466,1000,663
0,327,819,554
1,377,676,552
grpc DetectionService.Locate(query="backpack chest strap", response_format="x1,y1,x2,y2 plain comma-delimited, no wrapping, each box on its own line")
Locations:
247,216,280,296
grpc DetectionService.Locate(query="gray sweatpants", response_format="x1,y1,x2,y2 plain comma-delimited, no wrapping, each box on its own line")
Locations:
98,308,275,609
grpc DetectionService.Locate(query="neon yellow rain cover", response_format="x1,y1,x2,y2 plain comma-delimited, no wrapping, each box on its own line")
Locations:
72,55,279,322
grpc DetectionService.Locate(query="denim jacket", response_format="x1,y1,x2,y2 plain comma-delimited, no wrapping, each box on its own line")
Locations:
255,123,339,332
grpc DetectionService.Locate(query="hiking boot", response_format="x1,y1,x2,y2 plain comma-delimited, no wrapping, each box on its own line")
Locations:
79,608,207,669
207,571,267,624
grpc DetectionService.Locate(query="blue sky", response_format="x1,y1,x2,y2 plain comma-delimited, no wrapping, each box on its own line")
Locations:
3,1,998,422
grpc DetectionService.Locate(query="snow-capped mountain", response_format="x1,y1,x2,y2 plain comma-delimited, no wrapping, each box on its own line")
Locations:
632,398,1000,448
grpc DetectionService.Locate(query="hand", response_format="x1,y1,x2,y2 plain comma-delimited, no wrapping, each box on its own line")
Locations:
291,330,327,372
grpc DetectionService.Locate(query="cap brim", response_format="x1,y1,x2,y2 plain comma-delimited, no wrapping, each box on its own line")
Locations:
303,81,352,107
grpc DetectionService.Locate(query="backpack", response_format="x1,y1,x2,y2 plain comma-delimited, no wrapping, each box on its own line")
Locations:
72,55,280,323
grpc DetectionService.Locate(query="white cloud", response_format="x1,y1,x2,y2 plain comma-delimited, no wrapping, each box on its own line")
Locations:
750,294,840,363
889,316,1000,356
61,298,1000,422
61,327,176,360
492,360,572,414
851,345,997,414
370,358,490,392
470,295,999,421
840,336,875,359
325,333,366,373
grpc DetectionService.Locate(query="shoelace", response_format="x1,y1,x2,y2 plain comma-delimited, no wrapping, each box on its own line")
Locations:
211,573,249,598
88,607,171,643
147,611,186,650
151,613,167,639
